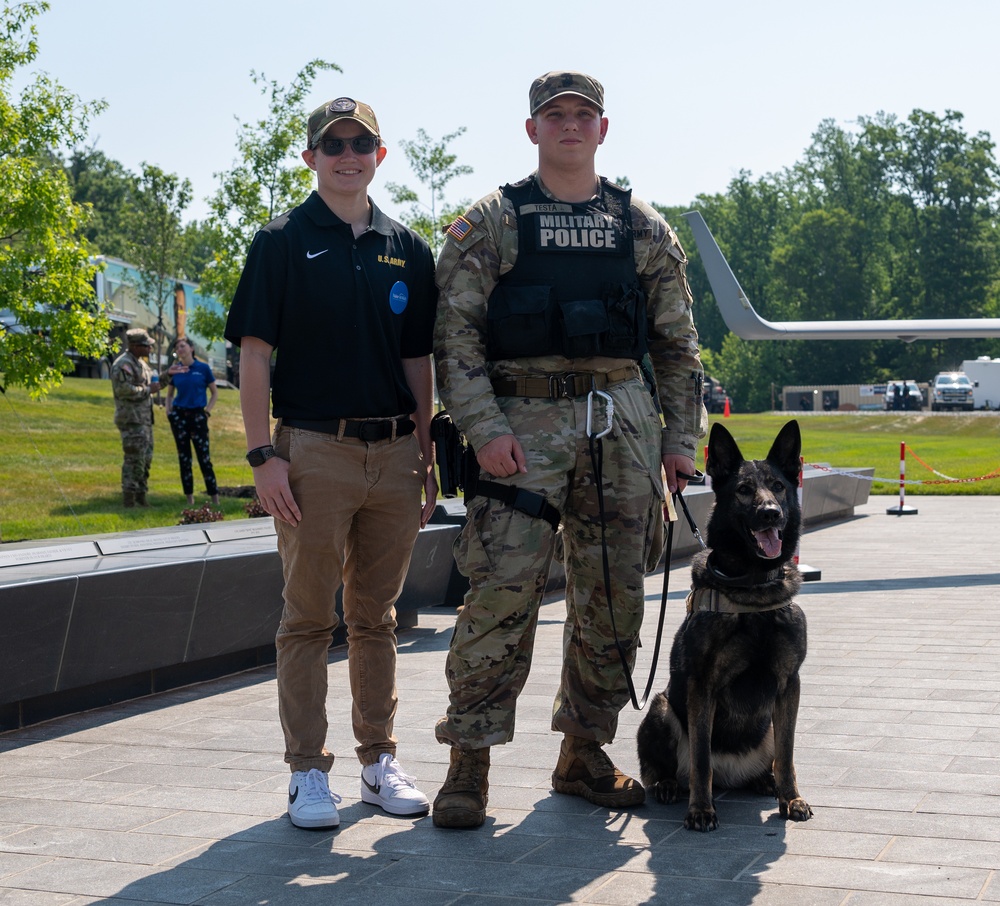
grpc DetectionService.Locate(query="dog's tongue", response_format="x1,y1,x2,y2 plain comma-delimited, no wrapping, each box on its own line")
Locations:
753,528,783,559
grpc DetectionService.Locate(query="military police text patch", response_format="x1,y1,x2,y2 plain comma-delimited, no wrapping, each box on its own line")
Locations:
530,208,623,253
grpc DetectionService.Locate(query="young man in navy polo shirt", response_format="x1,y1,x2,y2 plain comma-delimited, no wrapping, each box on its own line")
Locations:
225,96,437,828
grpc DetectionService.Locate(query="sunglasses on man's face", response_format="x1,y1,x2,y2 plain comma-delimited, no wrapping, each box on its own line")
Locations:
316,135,379,157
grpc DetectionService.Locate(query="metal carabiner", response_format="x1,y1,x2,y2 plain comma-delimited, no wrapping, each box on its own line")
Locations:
586,389,614,439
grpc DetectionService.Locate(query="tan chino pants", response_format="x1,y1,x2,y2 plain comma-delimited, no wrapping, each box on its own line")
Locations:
272,424,424,771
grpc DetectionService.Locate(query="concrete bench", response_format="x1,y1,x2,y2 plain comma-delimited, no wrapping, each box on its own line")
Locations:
0,519,459,730
0,463,870,730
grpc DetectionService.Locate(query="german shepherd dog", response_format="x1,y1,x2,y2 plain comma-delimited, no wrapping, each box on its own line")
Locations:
636,420,812,831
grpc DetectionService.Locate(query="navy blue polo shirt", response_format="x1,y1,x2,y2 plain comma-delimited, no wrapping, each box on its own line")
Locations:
225,192,436,420
168,359,216,408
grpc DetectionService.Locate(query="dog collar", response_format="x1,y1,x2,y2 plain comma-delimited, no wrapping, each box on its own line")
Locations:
686,587,791,615
704,555,785,589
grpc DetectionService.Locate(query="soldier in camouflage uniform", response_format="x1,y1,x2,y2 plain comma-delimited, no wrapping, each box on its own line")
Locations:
111,328,156,507
432,72,708,828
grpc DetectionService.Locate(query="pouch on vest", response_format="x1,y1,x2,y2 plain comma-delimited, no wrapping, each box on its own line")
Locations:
486,284,553,359
605,285,647,357
559,297,610,358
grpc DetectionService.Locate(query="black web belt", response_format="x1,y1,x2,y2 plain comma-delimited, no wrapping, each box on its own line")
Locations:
282,416,414,442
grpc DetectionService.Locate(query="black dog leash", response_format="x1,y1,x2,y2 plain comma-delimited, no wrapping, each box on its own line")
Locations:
673,472,707,552
587,404,705,709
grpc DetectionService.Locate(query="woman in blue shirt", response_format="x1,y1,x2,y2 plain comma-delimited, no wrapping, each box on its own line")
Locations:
165,337,220,505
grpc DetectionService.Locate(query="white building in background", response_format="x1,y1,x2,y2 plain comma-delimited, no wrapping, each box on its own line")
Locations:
962,357,1000,410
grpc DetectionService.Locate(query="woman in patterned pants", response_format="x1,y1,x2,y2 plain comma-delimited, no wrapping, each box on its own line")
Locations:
165,337,220,505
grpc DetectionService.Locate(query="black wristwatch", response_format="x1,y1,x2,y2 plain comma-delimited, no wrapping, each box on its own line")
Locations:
246,445,277,467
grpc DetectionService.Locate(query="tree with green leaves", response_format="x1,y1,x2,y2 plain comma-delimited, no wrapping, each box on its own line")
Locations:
63,147,213,281
886,110,1000,369
386,127,472,257
64,145,136,260
1,1,112,397
176,219,216,283
771,207,877,386
122,163,192,369
680,107,1000,410
190,60,341,343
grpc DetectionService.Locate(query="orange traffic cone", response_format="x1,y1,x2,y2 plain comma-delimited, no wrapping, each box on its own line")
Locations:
723,396,731,418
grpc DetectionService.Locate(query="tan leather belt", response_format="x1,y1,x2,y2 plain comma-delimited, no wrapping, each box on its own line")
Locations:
491,365,641,400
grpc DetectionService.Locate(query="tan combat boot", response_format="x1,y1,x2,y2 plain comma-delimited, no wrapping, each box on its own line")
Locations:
432,746,490,828
123,491,136,508
552,735,645,808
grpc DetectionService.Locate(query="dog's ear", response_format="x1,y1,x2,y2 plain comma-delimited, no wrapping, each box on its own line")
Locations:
766,420,802,485
707,422,743,485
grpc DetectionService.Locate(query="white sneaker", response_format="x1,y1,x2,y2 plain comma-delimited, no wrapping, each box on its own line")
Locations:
287,769,341,829
361,753,430,816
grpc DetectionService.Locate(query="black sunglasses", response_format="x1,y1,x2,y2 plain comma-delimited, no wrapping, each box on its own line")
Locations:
316,135,379,156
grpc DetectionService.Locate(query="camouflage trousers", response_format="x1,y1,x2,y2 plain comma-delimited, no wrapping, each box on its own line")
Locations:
119,423,153,494
436,378,669,749
167,407,218,496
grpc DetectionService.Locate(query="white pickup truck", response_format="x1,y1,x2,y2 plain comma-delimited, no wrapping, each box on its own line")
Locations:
930,372,975,411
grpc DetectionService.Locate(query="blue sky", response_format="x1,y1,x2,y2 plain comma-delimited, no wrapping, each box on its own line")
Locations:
15,0,1000,225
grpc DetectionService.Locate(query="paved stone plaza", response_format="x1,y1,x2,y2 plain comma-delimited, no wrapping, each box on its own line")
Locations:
1,496,998,905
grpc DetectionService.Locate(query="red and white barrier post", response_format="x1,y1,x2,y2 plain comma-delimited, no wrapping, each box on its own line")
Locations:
886,441,918,516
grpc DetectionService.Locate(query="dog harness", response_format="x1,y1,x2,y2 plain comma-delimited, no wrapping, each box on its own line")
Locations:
685,586,792,615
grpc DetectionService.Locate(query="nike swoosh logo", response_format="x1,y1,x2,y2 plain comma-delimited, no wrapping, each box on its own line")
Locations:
306,249,329,259
289,786,299,803
362,777,381,795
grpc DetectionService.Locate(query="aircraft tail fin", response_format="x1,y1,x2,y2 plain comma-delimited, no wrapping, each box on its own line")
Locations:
681,211,782,339
681,210,1000,340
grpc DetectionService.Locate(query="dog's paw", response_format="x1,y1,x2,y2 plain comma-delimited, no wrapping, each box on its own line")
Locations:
780,797,813,821
651,780,680,804
684,806,718,832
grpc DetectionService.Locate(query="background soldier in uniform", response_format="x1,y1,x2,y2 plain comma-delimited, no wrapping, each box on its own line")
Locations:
111,327,157,508
432,72,708,828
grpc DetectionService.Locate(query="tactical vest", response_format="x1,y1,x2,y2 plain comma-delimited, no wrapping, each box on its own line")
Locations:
486,176,647,361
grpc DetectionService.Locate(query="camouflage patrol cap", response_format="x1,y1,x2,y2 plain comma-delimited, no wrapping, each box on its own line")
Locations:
307,97,380,148
125,328,153,346
529,71,604,115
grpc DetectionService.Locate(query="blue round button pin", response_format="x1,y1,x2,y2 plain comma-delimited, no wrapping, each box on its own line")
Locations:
389,281,409,314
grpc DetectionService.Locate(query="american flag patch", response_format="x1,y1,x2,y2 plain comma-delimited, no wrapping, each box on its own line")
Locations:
445,216,473,241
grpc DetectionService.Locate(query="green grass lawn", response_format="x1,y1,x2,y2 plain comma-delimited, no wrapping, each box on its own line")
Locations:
2,378,998,543
710,412,1000,496
1,377,260,543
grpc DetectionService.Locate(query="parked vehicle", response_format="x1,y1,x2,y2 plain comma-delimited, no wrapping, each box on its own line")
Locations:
704,375,731,414
931,372,975,411
961,357,1000,409
883,380,923,411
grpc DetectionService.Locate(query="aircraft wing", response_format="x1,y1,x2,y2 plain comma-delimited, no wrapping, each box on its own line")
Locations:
682,210,1000,341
